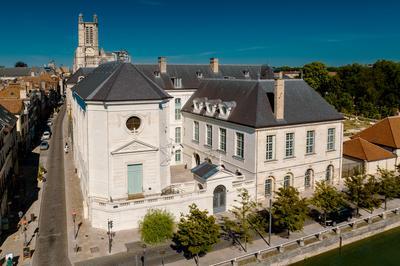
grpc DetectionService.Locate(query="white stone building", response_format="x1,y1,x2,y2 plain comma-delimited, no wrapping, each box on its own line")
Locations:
181,79,344,202
71,63,255,230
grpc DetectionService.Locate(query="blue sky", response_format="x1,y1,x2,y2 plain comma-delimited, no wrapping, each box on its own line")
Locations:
1,0,400,67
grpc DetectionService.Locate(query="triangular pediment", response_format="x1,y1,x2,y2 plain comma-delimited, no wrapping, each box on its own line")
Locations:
111,139,158,155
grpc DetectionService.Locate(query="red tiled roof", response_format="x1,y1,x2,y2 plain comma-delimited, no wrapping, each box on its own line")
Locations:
343,137,396,162
352,116,400,149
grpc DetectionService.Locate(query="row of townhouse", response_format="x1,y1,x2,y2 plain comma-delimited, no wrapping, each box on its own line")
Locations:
0,105,18,235
68,60,344,231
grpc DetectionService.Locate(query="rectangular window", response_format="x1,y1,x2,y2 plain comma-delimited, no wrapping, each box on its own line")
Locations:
265,179,272,196
193,121,199,142
266,135,275,160
206,124,212,146
175,150,181,162
219,128,226,152
327,128,335,151
175,98,181,120
175,127,181,144
171,77,182,88
306,130,315,154
285,132,294,158
236,132,244,158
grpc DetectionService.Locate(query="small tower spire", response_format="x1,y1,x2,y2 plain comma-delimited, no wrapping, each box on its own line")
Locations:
78,13,83,23
93,14,98,23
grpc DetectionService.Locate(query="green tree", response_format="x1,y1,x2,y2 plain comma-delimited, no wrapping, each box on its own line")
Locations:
222,189,265,250
272,186,308,237
311,181,345,225
303,62,329,93
377,169,400,210
15,61,28,67
345,172,380,216
172,204,220,265
139,209,174,245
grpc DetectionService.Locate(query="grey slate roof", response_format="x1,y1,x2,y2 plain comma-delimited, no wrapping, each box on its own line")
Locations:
191,162,219,181
0,105,16,131
135,64,274,90
181,79,344,128
73,62,171,102
0,67,31,78
66,67,95,85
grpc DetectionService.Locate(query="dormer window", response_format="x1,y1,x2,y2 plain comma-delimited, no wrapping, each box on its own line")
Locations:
218,101,236,120
171,77,182,88
193,98,207,113
78,76,85,82
196,71,203,79
243,70,250,78
154,71,160,78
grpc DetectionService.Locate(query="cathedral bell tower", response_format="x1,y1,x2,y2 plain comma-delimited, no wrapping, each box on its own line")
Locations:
73,13,100,72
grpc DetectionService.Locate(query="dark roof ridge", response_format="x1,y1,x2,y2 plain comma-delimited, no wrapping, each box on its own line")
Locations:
87,63,123,100
132,64,172,99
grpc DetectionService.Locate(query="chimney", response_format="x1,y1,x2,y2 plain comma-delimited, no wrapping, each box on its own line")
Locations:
158,57,167,73
274,77,284,120
93,14,98,23
210,58,219,73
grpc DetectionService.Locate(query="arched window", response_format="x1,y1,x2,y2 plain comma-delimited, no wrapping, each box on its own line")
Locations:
305,169,313,189
326,165,334,182
265,178,272,196
283,175,291,189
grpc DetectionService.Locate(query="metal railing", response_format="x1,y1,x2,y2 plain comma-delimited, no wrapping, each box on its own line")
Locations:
210,207,400,266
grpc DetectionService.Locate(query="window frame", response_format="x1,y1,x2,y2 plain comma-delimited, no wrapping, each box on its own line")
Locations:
265,178,272,196
193,121,199,142
306,130,315,154
235,132,244,159
219,127,226,152
327,128,336,151
285,132,295,158
175,98,182,120
206,124,212,147
266,134,276,161
175,127,181,144
175,149,181,162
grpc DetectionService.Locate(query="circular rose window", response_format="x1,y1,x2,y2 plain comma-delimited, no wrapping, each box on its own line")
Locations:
126,116,141,131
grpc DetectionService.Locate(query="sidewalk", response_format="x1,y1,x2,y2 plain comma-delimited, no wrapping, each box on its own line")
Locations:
62,111,141,264
0,145,49,265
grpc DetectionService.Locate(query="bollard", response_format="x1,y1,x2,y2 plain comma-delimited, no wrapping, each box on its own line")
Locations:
298,238,305,247
351,222,357,229
230,259,238,266
368,217,372,224
382,212,387,220
317,233,324,241
278,245,284,253
395,209,400,215
335,227,341,235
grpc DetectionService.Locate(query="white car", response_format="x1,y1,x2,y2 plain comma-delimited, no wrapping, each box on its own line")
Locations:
47,119,53,126
41,131,51,140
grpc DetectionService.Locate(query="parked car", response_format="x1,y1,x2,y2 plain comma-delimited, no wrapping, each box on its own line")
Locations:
41,131,51,140
40,141,49,150
318,207,355,226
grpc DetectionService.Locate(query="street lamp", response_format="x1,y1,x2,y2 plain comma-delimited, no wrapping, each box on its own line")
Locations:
107,219,113,253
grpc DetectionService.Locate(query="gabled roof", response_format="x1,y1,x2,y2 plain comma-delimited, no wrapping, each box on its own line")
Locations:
66,67,95,85
73,62,171,102
352,116,400,149
343,137,396,162
181,79,343,128
135,64,274,90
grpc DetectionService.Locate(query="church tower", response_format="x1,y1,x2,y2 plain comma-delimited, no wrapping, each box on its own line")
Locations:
73,14,100,72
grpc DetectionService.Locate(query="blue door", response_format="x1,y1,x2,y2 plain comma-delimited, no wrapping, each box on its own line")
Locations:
127,164,143,194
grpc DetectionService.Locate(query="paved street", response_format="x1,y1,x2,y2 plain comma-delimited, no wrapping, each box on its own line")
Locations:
33,106,70,266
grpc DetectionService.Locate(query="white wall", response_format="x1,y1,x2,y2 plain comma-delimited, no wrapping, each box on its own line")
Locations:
182,112,343,200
